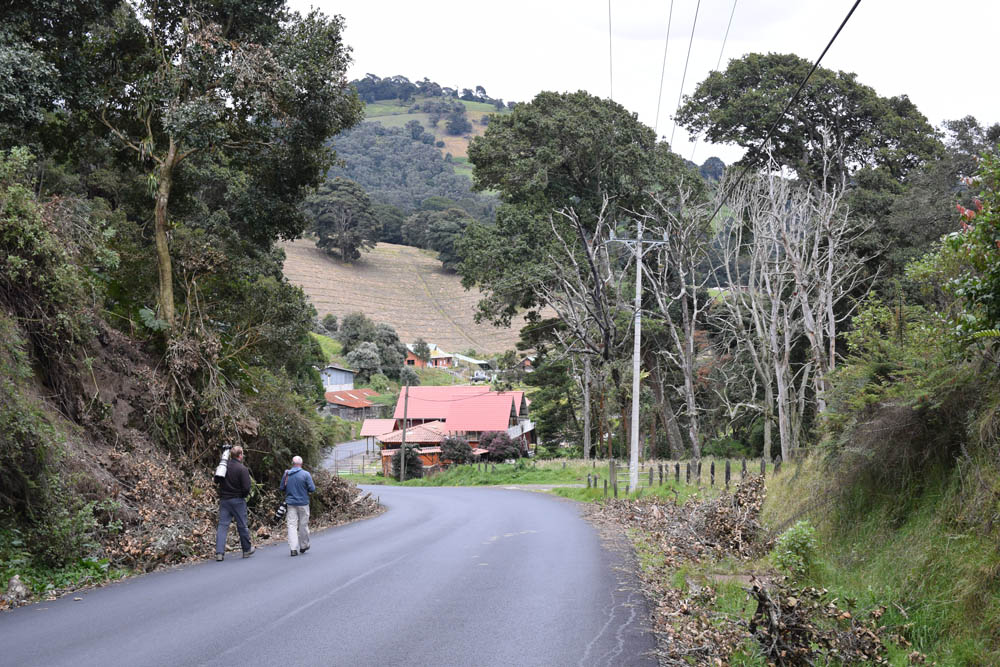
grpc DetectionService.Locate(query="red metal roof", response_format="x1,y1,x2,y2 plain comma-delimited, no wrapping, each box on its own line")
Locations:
325,389,378,409
494,390,526,415
391,385,490,420
360,418,396,437
444,393,516,433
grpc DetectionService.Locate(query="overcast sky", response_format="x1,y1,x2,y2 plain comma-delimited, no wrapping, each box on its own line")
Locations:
289,0,999,166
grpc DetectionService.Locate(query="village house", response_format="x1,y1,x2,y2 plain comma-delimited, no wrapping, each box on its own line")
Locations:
319,364,357,391
404,342,453,368
366,385,535,476
321,388,386,421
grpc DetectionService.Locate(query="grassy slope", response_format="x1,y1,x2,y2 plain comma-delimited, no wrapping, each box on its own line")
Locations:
761,457,1000,664
284,240,529,355
361,96,508,164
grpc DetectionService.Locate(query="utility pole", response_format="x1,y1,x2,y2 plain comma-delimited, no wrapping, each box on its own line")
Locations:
399,383,409,482
628,217,643,493
611,220,667,493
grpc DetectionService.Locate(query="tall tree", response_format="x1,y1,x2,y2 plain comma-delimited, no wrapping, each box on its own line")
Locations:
305,177,381,262
676,53,941,187
426,208,472,271
462,90,698,326
90,3,362,326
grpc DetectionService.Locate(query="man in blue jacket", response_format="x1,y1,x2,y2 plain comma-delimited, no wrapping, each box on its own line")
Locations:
280,456,316,556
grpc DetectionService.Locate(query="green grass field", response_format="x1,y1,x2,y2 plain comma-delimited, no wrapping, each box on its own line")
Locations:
310,332,345,365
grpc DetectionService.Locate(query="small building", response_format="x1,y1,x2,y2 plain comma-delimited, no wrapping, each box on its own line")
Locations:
320,364,356,391
360,418,397,452
405,342,453,368
322,388,385,421
378,420,488,476
517,355,536,373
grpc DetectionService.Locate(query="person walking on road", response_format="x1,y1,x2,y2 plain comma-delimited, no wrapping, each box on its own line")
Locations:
280,455,316,557
215,445,254,561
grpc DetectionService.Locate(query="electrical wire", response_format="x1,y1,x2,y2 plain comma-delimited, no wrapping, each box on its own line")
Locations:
705,0,864,227
653,0,675,137
689,0,738,162
669,0,702,148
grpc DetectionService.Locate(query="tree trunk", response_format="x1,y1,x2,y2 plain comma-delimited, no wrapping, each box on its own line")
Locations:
650,368,685,459
582,356,591,460
154,139,179,328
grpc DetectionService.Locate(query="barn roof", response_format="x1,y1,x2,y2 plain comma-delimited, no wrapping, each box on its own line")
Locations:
325,389,378,409
360,418,397,437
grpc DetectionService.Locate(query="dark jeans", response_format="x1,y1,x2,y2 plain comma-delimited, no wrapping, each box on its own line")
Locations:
216,497,251,554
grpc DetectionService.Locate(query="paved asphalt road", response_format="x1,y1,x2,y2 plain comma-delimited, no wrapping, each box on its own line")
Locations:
1,486,657,666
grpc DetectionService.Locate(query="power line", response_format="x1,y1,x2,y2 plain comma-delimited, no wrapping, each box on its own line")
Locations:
653,0,676,137
690,0,739,163
705,0,863,227
669,0,702,148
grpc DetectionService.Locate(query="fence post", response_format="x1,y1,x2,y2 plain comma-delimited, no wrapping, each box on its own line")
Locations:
685,462,690,484
492,463,496,473
710,461,715,487
587,474,591,489
613,477,618,498
648,467,653,487
675,462,680,483
760,458,766,478
742,458,747,480
725,460,731,489
604,479,608,497
697,460,702,486
658,464,663,486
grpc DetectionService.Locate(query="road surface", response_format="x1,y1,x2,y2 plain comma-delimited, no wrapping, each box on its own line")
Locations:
324,437,371,462
1,486,657,666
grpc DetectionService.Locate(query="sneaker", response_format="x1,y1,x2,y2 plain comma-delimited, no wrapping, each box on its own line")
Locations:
215,553,224,562
300,545,310,554
290,550,298,557
242,546,255,559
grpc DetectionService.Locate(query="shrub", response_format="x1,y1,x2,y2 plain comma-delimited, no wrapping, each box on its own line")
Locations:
322,314,338,333
368,373,390,393
398,365,419,387
481,431,521,461
441,435,473,464
391,445,424,479
772,520,818,578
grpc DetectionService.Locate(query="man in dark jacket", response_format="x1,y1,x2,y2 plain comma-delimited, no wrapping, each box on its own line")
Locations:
215,445,254,561
280,455,316,556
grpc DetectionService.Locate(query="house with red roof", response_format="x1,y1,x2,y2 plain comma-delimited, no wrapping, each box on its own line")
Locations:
377,385,535,472
321,388,386,421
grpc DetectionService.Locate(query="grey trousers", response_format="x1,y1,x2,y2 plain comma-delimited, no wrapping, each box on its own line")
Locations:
286,504,310,552
216,497,252,554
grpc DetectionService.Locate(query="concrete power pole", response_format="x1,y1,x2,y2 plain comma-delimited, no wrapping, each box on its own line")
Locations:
628,218,643,493
610,219,666,494
399,384,409,482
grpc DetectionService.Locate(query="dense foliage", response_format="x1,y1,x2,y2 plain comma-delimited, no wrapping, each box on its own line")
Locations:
327,123,496,221
0,1,364,582
441,436,474,465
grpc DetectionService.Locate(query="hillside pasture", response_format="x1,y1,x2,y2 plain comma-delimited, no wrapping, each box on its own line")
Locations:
361,96,505,160
283,239,528,355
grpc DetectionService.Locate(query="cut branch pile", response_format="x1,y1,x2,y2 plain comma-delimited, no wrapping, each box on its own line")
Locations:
747,577,917,665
